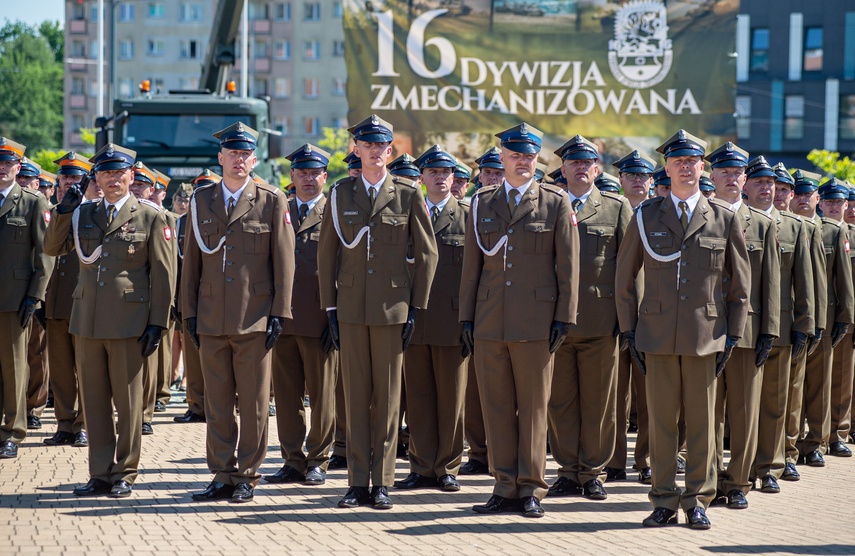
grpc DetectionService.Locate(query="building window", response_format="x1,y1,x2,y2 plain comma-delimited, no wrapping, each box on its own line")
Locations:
804,27,823,72
254,41,269,59
89,40,101,59
735,95,751,140
147,39,165,57
179,40,198,59
333,117,348,129
303,41,320,60
119,40,134,60
750,28,769,73
71,77,85,95
275,3,292,21
332,78,346,96
118,3,135,22
72,3,85,20
89,4,104,22
333,40,345,57
333,1,343,18
89,79,99,98
274,78,290,98
253,78,269,96
303,78,320,98
784,95,804,140
275,116,290,136
304,117,320,136
304,2,321,21
148,3,165,18
840,95,855,140
71,114,85,132
71,40,86,58
249,2,270,20
118,79,134,97
180,2,204,22
274,41,291,60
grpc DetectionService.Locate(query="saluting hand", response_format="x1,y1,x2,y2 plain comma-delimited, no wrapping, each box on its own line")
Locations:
56,173,89,214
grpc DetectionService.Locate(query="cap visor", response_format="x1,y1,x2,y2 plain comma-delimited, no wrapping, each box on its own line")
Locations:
291,160,328,169
503,142,540,154
95,161,133,172
355,133,393,143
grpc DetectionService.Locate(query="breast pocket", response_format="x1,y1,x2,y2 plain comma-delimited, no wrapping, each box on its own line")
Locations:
698,237,726,270
199,221,220,249
478,220,503,250
380,213,407,244
3,215,28,243
745,240,764,271
647,234,675,269
242,220,270,254
524,221,553,254
584,224,616,256
441,234,465,265
119,232,147,261
78,228,103,256
779,241,795,269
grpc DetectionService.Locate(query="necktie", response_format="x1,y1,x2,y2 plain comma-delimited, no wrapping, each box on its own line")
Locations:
508,188,520,215
679,201,689,232
227,197,236,219
572,199,582,214
106,205,116,225
298,202,309,224
431,205,440,224
369,186,376,207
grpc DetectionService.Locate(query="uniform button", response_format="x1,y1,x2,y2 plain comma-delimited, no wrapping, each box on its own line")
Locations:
227,261,233,266
347,219,353,224
508,245,514,251
655,243,661,248
104,238,110,243
369,222,375,227
227,245,233,250
507,263,513,268
597,230,604,236
506,281,511,286
682,244,687,250
368,269,374,274
100,266,107,271
226,277,233,282
681,261,687,266
295,249,300,254
508,228,514,234
748,244,754,251
369,253,375,258
227,230,233,235
60,272,65,276
680,294,686,300
680,278,687,283
723,277,729,283
98,281,105,286
103,252,109,257
59,258,65,263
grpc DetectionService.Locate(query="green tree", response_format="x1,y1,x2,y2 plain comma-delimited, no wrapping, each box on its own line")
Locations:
0,21,64,152
807,149,855,182
318,127,353,182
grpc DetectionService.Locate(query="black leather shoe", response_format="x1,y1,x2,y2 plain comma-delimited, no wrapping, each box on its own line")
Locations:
438,474,460,492
605,467,626,481
192,481,235,501
371,486,393,509
760,476,780,493
638,467,652,484
328,455,348,469
111,480,132,498
174,410,206,423
472,495,521,514
396,443,409,461
231,483,254,503
781,462,800,481
805,449,825,467
583,479,607,500
709,489,727,507
829,441,852,457
263,465,305,484
73,431,89,447
303,467,326,485
686,507,711,530
393,472,437,490
141,422,154,435
337,486,371,508
73,478,112,496
44,431,75,446
521,496,544,518
27,415,41,430
726,489,748,509
0,440,17,459
676,455,686,474
547,476,582,497
154,401,166,413
642,507,678,527
459,459,490,475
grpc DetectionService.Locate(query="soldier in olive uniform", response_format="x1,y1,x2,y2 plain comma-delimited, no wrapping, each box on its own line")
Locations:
838,187,855,449
706,143,780,510
183,124,295,503
43,152,95,448
151,170,178,416
460,123,580,518
395,145,469,493
0,138,54,459
43,144,173,496
743,157,814,494
452,161,472,201
616,130,751,530
547,136,632,501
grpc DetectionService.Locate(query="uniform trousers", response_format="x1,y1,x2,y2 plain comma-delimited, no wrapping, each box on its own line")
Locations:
142,354,157,423
476,339,553,500
646,353,717,512
46,318,84,434
608,350,650,471
155,321,175,405
74,336,144,484
632,359,650,469
339,323,403,487
271,334,337,472
785,346,808,464
463,356,488,465
715,347,763,494
26,318,49,417
403,344,467,478
548,335,619,485
0,311,28,444
830,332,854,443
798,336,833,454
200,332,271,486
182,327,205,417
332,369,347,457
754,345,791,479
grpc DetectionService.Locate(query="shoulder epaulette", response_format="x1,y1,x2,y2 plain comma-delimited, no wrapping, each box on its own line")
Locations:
822,217,843,228
638,196,663,211
254,181,282,195
709,198,734,211
474,184,499,197
457,199,470,207
599,190,624,202
540,183,566,196
747,205,773,221
781,211,801,221
392,176,417,188
138,198,162,211
21,188,40,198
193,182,216,196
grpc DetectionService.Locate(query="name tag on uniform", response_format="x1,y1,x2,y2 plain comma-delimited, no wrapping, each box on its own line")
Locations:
649,231,668,237
343,210,359,216
480,218,494,222
201,218,213,224
83,224,95,229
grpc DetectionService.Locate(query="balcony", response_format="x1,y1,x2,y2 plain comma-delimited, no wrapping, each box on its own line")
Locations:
253,20,271,34
70,95,86,108
254,58,270,73
69,20,87,34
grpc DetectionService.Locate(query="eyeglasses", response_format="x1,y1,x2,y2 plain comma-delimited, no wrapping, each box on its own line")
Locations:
620,173,651,182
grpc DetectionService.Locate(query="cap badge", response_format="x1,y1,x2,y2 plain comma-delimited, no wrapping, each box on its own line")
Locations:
520,123,528,135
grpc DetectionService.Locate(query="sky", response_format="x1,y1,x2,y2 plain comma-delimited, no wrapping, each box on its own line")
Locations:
0,1,65,27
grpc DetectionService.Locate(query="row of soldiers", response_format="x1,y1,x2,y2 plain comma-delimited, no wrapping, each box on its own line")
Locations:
1,116,853,531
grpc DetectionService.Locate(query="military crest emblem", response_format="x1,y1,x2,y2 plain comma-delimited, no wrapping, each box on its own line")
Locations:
608,0,673,89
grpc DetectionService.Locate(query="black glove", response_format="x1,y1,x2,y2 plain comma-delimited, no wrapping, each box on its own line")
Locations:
461,321,475,357
34,306,47,329
715,335,739,377
326,310,340,351
792,331,809,360
623,330,646,375
755,334,774,368
265,316,284,351
185,317,200,350
831,322,850,349
56,174,89,214
138,325,165,358
549,321,570,353
402,306,419,350
807,328,823,356
321,325,336,354
18,296,39,329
